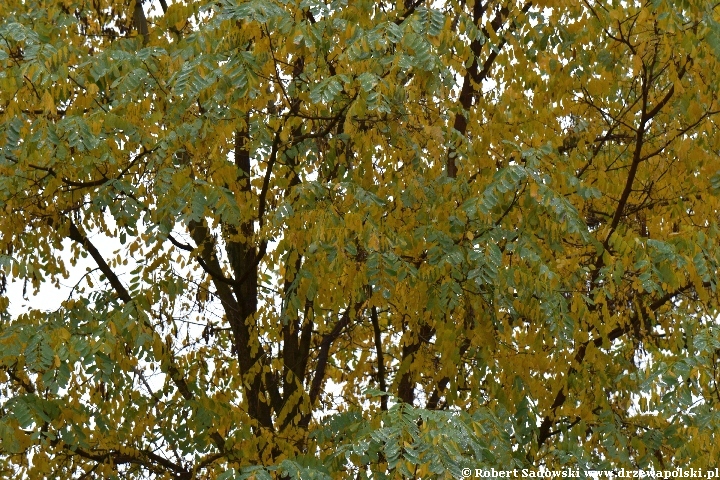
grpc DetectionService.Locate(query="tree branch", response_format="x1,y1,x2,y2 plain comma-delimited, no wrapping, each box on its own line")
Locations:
65,217,226,451
298,302,362,429
537,283,699,445
397,323,435,404
66,220,131,303
371,305,388,411
447,1,532,177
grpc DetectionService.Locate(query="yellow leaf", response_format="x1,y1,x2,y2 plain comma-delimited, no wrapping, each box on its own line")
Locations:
42,91,55,115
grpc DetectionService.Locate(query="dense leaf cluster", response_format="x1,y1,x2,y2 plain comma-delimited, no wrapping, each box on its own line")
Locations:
1,0,720,477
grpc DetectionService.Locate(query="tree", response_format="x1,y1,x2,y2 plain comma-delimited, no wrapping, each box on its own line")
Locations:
1,0,720,477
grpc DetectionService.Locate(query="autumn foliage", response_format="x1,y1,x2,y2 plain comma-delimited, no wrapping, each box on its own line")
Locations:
1,0,720,477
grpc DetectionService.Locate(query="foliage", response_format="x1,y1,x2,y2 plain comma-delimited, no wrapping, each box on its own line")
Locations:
1,0,720,477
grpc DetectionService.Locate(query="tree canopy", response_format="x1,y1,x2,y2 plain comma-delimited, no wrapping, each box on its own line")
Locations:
1,0,720,477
